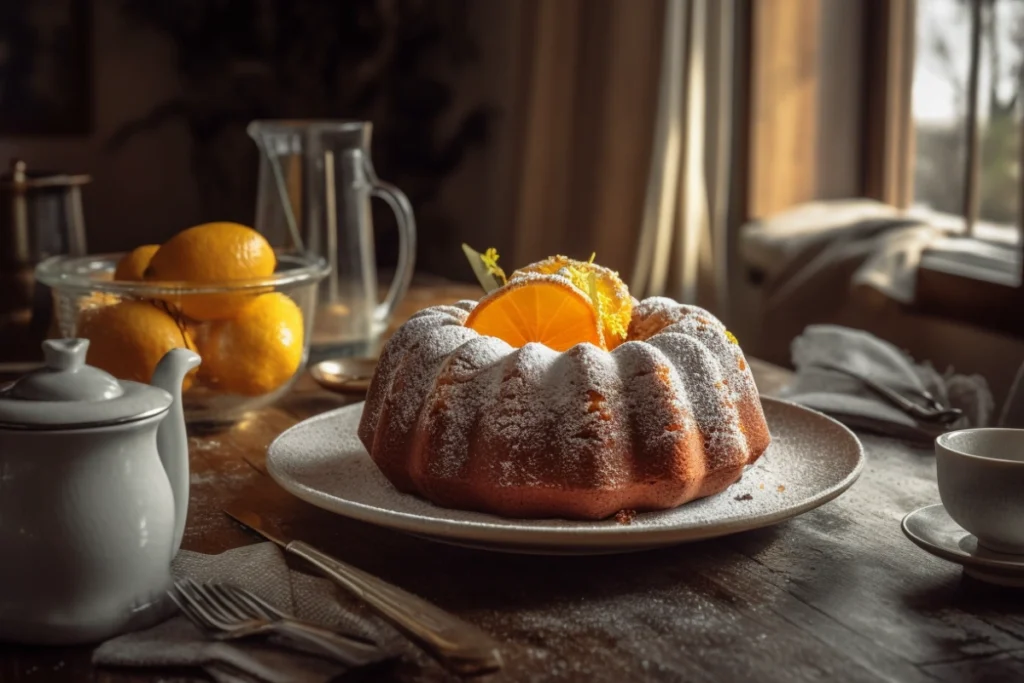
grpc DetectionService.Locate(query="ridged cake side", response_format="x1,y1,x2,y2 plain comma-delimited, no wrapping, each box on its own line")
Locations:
358,302,477,492
628,297,771,500
358,297,770,520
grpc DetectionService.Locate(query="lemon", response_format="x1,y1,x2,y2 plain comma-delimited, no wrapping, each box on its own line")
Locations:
146,222,275,321
114,245,159,281
197,292,304,396
78,300,196,389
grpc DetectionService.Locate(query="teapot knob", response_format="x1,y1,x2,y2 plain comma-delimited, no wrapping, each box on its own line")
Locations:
6,338,123,401
43,338,89,371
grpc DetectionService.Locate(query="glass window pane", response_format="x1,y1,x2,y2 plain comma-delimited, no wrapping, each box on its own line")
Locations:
973,0,1021,244
912,0,972,220
912,0,1022,245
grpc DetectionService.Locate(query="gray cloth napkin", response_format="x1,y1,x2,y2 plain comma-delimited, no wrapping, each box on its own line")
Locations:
93,543,400,683
778,325,994,443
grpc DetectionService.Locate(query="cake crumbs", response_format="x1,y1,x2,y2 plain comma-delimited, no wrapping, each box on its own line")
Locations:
777,484,786,492
734,493,753,501
615,509,637,525
759,483,765,490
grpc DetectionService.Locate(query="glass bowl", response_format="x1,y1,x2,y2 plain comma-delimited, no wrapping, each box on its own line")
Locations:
36,252,328,424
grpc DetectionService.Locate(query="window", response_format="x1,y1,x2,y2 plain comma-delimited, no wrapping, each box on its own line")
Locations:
911,0,1022,246
894,0,1024,330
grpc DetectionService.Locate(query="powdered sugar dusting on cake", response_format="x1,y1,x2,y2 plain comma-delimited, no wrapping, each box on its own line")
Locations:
420,335,514,480
450,300,477,314
539,344,630,487
360,294,770,518
629,298,763,454
360,308,464,442
371,322,477,454
613,341,698,475
474,343,560,487
646,332,747,473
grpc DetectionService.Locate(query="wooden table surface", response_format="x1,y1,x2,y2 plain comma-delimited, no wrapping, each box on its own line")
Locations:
3,284,1023,683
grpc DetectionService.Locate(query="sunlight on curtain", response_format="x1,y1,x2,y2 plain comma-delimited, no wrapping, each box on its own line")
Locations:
506,0,735,313
632,0,733,310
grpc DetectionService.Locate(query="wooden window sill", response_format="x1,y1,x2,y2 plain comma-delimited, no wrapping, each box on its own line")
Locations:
913,236,1024,335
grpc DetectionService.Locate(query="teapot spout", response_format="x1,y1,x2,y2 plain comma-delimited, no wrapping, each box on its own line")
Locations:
151,348,201,556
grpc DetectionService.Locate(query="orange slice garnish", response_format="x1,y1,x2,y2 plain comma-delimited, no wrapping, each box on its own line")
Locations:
512,255,632,348
465,275,605,352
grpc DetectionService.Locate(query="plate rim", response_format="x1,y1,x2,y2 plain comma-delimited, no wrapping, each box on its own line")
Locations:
267,396,865,548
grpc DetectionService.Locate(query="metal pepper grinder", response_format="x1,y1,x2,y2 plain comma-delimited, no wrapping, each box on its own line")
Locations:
0,159,90,362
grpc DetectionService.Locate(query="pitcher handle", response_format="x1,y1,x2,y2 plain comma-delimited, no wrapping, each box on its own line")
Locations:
367,172,416,325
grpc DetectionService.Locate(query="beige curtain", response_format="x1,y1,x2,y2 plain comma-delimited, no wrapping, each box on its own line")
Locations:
504,0,736,313
508,0,663,276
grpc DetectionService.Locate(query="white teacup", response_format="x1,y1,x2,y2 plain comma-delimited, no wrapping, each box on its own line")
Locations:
935,428,1024,555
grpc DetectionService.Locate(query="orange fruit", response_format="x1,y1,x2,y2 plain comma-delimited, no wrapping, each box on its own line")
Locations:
513,255,632,349
197,292,304,396
465,275,604,352
77,300,196,389
145,222,276,321
114,245,159,281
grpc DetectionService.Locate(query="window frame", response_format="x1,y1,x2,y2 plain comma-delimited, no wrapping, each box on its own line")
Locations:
867,0,1024,333
744,0,1024,334
863,0,916,210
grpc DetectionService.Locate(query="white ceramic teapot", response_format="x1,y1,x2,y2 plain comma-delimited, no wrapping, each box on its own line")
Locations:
0,338,200,644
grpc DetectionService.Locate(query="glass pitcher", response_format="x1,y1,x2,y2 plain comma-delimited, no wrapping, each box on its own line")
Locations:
248,120,415,358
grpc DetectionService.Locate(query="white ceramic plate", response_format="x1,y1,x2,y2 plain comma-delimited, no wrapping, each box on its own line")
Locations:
267,398,864,555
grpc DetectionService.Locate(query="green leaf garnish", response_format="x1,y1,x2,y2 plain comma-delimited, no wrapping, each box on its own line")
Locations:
462,243,506,294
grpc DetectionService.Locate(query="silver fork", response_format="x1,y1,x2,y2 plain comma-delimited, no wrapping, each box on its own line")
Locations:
169,579,384,667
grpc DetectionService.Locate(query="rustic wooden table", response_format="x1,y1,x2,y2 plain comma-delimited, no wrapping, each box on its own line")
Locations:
2,284,1022,683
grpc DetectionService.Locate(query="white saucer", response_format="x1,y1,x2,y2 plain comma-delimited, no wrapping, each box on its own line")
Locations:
267,398,864,555
902,504,1024,587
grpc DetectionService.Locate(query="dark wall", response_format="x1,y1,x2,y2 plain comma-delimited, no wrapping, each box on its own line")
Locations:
0,0,518,280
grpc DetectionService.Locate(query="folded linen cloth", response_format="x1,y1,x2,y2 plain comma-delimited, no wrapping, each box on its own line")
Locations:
94,543,401,683
740,199,908,277
778,325,994,443
741,199,940,304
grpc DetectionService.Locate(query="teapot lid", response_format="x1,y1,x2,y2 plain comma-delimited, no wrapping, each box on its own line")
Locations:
0,339,171,430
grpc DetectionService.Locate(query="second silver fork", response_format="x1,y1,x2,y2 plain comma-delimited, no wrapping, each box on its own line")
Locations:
169,579,385,667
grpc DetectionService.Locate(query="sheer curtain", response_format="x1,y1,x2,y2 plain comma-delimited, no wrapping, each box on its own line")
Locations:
505,0,738,314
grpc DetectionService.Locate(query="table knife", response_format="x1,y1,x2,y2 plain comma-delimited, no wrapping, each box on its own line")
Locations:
223,503,504,676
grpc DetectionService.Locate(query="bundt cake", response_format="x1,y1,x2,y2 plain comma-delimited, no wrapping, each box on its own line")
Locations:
357,255,771,520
